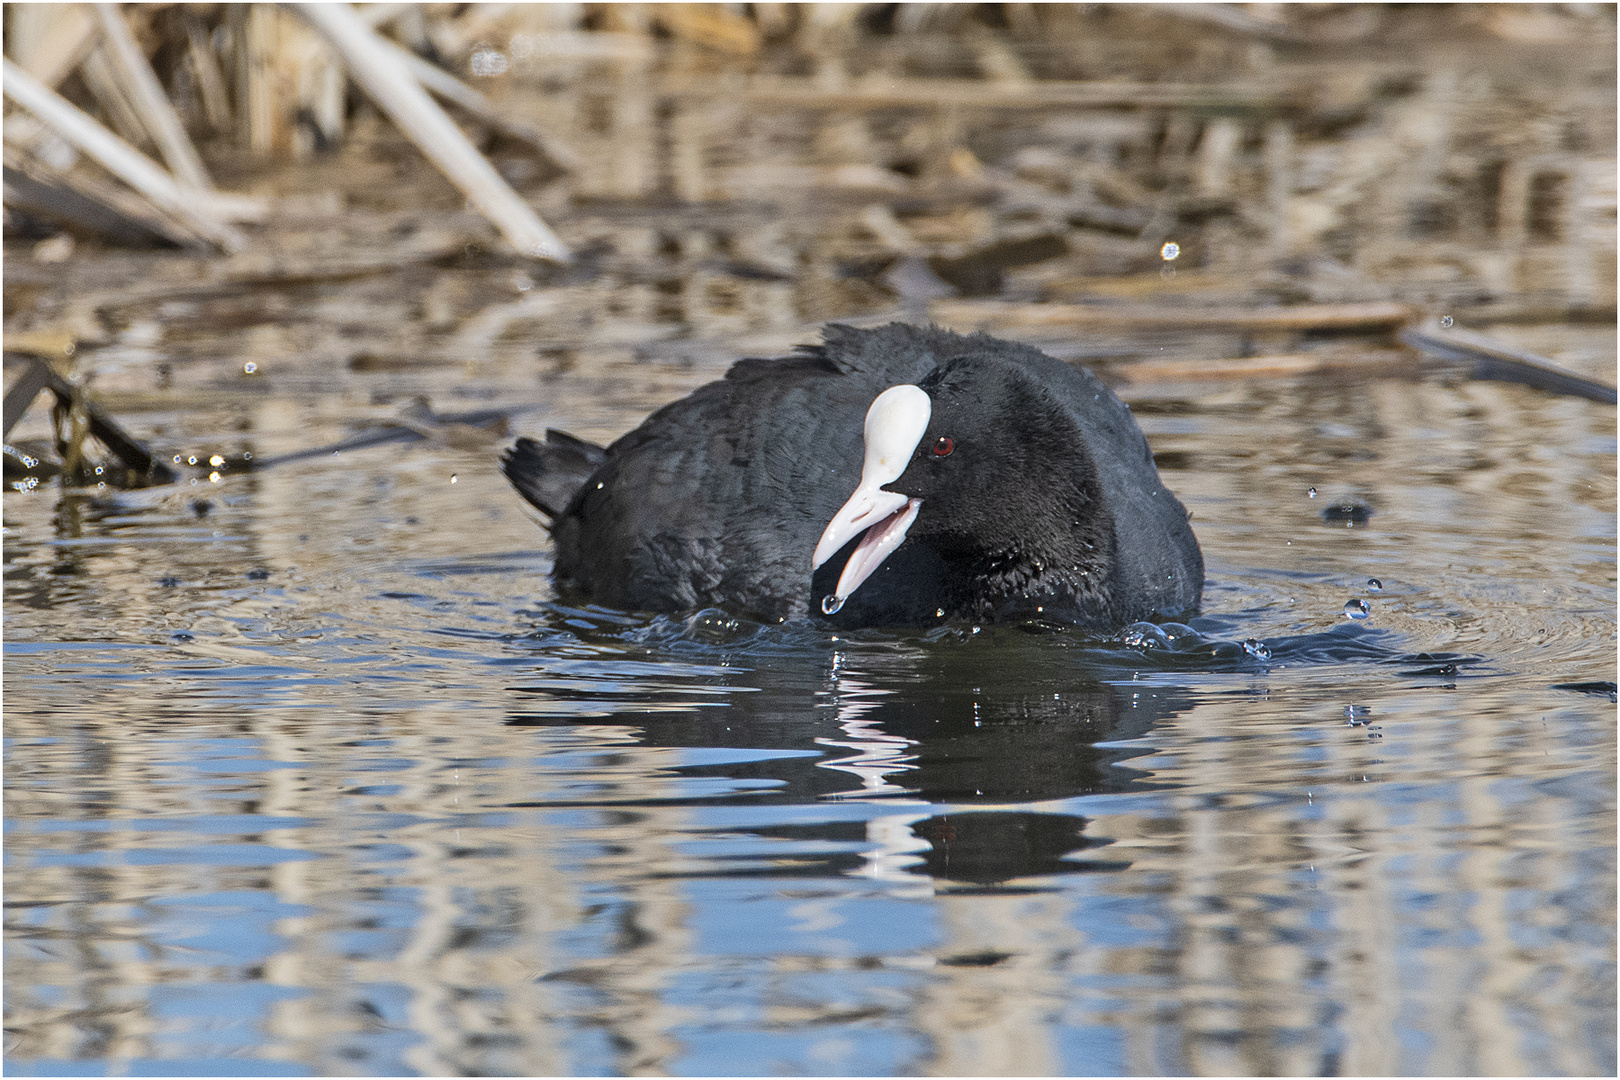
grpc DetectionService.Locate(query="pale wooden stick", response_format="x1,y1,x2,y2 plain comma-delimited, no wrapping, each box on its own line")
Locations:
933,299,1416,332
294,2,570,261
356,3,413,28
1116,354,1380,383
244,4,281,155
184,13,234,132
94,3,215,191
79,46,152,147
8,4,98,89
2,58,244,251
664,74,1278,111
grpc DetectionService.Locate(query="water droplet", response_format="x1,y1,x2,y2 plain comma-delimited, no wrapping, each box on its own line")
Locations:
1344,598,1371,620
243,362,257,374
470,48,509,77
1243,638,1272,660
1121,622,1171,650
1367,578,1382,591
1307,487,1317,498
935,608,944,618
1160,241,1180,261
1440,315,1453,328
210,455,225,467
821,594,845,615
208,471,221,483
242,452,252,460
93,465,103,475
187,455,198,465
173,455,183,464
450,474,458,484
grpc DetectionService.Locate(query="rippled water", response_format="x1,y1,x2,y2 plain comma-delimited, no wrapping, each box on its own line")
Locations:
5,329,1615,1075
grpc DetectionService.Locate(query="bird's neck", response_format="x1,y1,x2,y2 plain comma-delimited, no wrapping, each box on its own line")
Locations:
952,487,1117,620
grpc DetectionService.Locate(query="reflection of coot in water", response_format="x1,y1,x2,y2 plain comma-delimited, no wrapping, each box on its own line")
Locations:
505,640,1191,804
506,636,1195,886
848,649,1191,804
503,323,1201,630
911,812,1127,890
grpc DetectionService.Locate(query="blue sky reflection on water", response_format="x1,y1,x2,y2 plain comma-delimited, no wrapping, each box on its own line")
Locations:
6,356,1616,1075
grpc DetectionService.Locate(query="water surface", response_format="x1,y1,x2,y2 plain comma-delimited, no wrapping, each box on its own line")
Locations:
5,321,1615,1076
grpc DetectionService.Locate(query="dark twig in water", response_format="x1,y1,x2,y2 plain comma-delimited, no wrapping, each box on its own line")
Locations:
1401,326,1617,405
2,351,177,485
243,405,534,470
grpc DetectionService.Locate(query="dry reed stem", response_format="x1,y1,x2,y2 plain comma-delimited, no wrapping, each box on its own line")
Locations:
183,13,233,133
6,3,98,89
93,2,214,191
2,58,244,252
662,74,1279,111
294,2,570,262
77,45,151,149
933,299,1416,332
4,143,207,246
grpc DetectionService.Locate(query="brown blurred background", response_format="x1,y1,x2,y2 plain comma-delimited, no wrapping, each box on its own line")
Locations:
4,3,1616,431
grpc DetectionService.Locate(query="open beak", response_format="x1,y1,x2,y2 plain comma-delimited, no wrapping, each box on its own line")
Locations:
813,384,930,609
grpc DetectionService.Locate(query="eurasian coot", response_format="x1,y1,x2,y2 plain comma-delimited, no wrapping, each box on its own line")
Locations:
502,323,1202,629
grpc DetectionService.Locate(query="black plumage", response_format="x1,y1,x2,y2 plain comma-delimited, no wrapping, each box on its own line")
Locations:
501,323,1202,629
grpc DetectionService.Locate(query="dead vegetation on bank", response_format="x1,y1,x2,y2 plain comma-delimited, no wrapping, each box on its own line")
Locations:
3,3,1616,488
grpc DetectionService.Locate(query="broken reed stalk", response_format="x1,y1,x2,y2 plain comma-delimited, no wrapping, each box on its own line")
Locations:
93,2,215,191
1113,351,1411,383
3,355,57,438
932,299,1415,332
294,2,570,263
2,59,244,252
355,3,413,30
664,74,1280,111
7,4,98,89
3,352,179,484
241,4,281,155
78,46,153,147
183,13,233,132
3,149,196,246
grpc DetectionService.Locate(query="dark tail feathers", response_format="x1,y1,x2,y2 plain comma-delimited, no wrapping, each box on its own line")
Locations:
501,430,607,525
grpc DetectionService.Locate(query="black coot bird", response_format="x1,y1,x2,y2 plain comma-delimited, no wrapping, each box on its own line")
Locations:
502,323,1201,629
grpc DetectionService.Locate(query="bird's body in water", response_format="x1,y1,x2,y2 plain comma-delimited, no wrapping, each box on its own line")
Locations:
502,323,1202,630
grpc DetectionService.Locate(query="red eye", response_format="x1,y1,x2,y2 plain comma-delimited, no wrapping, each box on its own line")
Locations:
932,436,954,458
